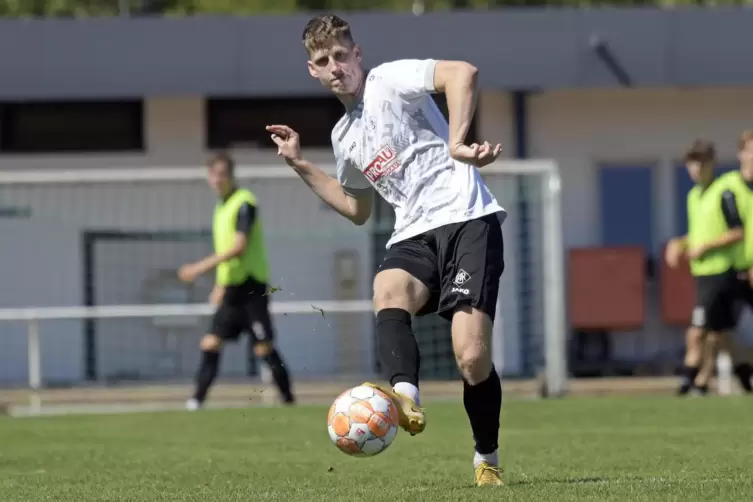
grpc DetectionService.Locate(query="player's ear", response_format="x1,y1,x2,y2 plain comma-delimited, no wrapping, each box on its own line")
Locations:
353,44,362,63
307,60,318,79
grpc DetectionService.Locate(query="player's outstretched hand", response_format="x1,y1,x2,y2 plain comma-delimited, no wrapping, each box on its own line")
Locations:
664,238,685,269
266,125,302,167
450,141,502,168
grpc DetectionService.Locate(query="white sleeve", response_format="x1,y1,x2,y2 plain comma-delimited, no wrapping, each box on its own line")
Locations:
373,59,438,100
336,153,372,198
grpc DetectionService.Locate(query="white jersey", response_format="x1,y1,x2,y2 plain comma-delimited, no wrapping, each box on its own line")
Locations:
331,59,506,249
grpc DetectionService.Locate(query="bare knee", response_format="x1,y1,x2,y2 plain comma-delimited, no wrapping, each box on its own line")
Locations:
452,305,493,384
686,326,705,348
372,269,429,314
254,341,273,357
200,334,222,352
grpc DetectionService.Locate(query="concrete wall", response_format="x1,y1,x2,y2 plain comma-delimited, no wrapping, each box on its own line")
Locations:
2,88,753,384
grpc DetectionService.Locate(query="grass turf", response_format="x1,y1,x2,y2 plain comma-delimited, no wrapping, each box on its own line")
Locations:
0,395,751,501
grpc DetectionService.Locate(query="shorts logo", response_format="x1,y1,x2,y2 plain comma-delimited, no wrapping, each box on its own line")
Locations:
453,269,471,287
364,145,400,182
452,269,471,295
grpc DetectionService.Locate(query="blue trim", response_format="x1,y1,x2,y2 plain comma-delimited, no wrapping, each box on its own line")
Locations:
512,90,535,377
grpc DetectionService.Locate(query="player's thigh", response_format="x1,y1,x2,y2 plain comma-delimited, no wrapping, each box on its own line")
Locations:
437,213,505,323
208,304,244,348
698,273,738,333
374,237,438,315
242,296,277,357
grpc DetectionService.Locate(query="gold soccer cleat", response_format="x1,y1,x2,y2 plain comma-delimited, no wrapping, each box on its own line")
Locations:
474,462,504,487
362,382,426,436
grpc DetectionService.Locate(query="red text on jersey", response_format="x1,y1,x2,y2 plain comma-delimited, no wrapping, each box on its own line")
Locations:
364,145,401,183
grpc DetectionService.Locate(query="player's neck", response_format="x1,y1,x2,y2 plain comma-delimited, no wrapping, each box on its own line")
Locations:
338,74,366,111
220,186,237,202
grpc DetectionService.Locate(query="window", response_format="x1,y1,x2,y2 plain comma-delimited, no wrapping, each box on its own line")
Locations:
0,100,144,153
206,97,343,150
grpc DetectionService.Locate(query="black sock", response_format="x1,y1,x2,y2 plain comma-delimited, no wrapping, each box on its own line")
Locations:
263,349,295,403
678,365,700,393
194,350,220,403
376,308,420,387
734,363,753,393
463,367,502,455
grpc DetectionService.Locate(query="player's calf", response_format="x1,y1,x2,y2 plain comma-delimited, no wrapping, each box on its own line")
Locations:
452,305,502,481
370,269,430,434
189,334,223,409
372,269,428,406
254,341,295,404
678,326,705,396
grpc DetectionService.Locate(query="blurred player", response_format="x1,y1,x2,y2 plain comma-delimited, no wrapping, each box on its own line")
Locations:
666,140,744,395
696,132,753,394
266,15,506,486
178,153,295,409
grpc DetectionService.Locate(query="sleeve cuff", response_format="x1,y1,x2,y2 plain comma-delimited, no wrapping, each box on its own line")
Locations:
342,186,373,198
423,59,438,93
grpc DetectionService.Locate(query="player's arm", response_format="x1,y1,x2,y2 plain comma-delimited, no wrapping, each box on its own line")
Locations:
665,235,688,268
710,190,745,249
432,61,480,153
291,158,372,226
178,203,254,282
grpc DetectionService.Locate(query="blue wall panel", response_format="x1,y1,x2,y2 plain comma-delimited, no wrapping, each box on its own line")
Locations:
599,164,654,254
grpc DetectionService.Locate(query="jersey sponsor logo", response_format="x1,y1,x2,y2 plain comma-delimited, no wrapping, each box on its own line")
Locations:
364,145,400,182
451,287,470,295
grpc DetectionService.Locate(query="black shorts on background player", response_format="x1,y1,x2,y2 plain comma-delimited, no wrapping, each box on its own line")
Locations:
379,213,504,321
210,277,275,344
692,270,738,332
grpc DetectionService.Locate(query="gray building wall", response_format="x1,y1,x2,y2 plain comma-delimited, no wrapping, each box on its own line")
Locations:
0,8,751,99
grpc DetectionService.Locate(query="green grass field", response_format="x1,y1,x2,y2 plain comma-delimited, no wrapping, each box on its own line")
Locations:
1,396,752,501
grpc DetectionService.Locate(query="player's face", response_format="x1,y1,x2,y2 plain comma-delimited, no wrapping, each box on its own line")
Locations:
307,40,363,96
686,160,713,185
739,139,753,169
207,162,233,198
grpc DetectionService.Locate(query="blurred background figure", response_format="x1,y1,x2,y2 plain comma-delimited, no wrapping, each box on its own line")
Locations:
179,153,295,408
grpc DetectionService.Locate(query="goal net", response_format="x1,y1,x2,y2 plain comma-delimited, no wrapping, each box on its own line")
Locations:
0,161,565,406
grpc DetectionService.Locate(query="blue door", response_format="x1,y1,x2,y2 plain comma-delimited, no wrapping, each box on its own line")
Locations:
599,164,655,254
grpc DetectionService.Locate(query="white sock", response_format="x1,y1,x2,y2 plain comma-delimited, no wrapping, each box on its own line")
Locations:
393,382,420,406
473,450,498,468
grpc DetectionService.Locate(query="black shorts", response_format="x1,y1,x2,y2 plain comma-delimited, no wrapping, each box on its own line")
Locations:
692,270,738,332
209,278,275,344
733,270,753,310
378,213,504,321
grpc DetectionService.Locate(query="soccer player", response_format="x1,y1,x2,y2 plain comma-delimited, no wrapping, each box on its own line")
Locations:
266,15,506,486
178,153,295,409
666,140,745,395
695,131,753,394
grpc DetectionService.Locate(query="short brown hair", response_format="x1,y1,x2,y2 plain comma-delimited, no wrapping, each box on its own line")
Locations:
208,152,235,176
684,139,716,164
739,130,753,151
302,15,354,55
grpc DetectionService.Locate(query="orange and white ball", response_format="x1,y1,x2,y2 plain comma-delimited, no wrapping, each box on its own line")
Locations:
327,385,400,457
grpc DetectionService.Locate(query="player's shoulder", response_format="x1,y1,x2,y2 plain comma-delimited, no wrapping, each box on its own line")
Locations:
717,170,742,185
330,113,351,146
369,59,434,78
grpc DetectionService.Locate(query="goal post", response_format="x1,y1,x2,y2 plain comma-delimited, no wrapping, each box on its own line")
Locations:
0,160,567,406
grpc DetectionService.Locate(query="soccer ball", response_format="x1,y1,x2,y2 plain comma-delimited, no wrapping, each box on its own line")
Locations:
327,385,399,457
